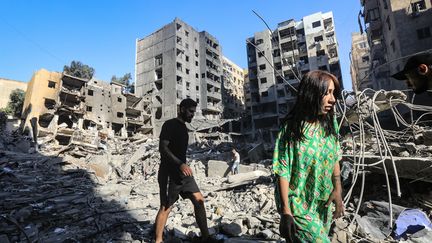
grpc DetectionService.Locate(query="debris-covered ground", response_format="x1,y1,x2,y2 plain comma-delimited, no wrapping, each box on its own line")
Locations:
1,107,432,243
0,131,280,243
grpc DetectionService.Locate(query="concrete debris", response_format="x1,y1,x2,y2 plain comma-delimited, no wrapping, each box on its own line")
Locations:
345,90,407,124
0,130,281,242
207,160,267,178
1,115,431,242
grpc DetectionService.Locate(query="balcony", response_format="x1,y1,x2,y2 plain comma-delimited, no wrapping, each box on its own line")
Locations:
370,40,385,59
282,49,299,58
282,63,297,73
280,34,297,42
260,95,277,104
127,117,144,125
207,91,221,100
324,25,334,33
206,78,221,89
204,103,222,113
366,25,383,43
206,49,221,63
326,39,336,46
369,18,382,31
61,86,83,97
253,111,278,119
58,102,85,114
297,35,306,43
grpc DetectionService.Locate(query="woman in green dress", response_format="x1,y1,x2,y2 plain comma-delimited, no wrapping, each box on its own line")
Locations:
273,70,344,243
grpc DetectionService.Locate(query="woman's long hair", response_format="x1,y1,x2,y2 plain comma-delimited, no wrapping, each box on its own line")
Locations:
283,70,341,142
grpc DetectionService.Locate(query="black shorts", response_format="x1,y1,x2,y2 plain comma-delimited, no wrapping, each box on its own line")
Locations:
158,169,200,207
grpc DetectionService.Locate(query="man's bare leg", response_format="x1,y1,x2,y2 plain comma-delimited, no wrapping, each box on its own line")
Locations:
154,205,171,243
189,192,209,240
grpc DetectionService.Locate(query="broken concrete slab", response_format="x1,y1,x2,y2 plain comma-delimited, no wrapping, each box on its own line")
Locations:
226,170,270,184
343,154,432,183
207,160,267,178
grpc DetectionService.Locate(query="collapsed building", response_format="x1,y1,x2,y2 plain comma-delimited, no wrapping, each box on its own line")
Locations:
2,70,432,242
1,87,432,242
21,69,151,145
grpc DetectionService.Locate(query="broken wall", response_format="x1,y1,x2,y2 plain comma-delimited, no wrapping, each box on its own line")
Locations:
110,84,127,136
22,69,62,135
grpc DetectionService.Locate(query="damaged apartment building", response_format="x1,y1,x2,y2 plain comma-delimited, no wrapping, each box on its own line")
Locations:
22,69,151,145
359,0,432,119
221,56,248,134
350,32,371,92
135,18,225,136
360,0,432,92
221,56,246,119
245,11,343,142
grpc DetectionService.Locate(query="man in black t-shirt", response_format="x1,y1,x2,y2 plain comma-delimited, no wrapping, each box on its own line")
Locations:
154,98,210,243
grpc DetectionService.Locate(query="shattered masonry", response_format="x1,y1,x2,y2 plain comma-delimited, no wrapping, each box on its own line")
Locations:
21,69,151,144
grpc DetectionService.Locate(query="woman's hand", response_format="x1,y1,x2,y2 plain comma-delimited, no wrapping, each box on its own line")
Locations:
279,214,297,243
325,188,344,218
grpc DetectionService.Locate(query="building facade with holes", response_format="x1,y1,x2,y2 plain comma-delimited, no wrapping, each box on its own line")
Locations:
245,11,343,142
135,18,224,136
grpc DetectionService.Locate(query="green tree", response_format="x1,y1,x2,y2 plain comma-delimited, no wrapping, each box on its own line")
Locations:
111,73,134,93
5,89,25,118
63,60,95,79
128,83,135,94
111,73,131,85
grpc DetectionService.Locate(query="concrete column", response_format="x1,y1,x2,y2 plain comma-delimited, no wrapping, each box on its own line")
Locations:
77,118,83,130
121,126,127,138
49,115,59,130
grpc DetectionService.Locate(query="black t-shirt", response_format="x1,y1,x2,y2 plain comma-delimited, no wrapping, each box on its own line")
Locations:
159,118,188,176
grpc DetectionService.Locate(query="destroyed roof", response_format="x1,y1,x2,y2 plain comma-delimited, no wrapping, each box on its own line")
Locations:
110,81,127,87
124,94,143,106
62,72,90,83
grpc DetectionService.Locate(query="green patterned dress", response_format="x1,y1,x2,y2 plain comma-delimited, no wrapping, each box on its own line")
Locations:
273,120,341,242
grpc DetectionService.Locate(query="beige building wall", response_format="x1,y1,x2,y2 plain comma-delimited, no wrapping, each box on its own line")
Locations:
222,56,245,118
22,69,62,130
0,78,27,109
350,32,371,92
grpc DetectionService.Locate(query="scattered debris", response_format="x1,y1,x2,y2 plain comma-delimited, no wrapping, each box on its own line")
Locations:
1,88,432,242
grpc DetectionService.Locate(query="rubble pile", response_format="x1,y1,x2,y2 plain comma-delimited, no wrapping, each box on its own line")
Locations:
0,138,157,242
1,126,432,242
0,131,281,242
342,128,432,158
